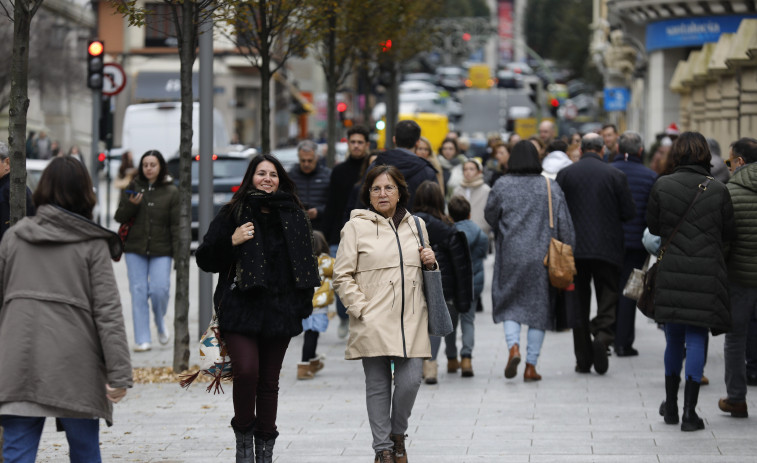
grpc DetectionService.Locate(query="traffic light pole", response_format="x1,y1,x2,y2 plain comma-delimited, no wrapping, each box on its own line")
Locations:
91,88,101,198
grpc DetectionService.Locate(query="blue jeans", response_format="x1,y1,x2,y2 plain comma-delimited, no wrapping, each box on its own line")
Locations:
664,323,708,382
125,253,172,344
504,320,545,366
1,415,101,463
330,244,348,321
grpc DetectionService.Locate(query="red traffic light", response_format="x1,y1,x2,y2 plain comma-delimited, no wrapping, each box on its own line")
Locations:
88,40,104,57
380,39,392,52
98,152,106,162
336,102,347,113
462,33,471,42
550,98,560,108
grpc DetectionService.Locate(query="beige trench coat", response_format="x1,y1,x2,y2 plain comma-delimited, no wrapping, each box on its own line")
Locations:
334,209,431,360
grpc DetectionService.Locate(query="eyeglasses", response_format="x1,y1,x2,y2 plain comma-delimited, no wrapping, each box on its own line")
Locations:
370,185,397,195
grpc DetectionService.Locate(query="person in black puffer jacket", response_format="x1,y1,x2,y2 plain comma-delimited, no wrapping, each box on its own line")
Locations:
413,181,473,385
196,154,320,462
648,132,735,433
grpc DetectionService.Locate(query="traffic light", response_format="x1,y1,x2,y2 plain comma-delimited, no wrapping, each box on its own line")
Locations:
550,98,560,118
97,152,107,172
337,102,347,122
99,97,113,148
87,40,104,90
380,39,392,53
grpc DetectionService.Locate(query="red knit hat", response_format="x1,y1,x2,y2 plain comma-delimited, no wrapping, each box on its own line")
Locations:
665,122,680,136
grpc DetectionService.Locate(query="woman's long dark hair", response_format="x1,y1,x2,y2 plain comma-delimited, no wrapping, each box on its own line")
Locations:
228,154,303,215
413,180,453,224
507,140,543,175
137,150,168,184
33,156,97,220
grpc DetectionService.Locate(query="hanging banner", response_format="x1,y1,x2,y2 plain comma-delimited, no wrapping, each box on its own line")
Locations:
498,0,513,63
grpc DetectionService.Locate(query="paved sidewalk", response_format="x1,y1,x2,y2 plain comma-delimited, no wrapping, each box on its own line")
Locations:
35,255,757,462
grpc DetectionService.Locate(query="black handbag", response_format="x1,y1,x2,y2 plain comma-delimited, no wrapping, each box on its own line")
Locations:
638,177,712,319
413,216,453,337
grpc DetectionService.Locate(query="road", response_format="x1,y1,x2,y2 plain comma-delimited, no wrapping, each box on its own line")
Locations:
456,88,536,136
31,246,757,462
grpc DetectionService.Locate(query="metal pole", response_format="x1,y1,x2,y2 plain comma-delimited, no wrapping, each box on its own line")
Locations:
91,89,101,197
198,12,214,339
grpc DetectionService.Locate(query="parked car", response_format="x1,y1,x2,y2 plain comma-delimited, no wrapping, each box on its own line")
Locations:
496,69,523,89
166,147,255,242
400,80,441,94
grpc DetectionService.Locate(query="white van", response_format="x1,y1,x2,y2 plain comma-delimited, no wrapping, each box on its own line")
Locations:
121,102,229,160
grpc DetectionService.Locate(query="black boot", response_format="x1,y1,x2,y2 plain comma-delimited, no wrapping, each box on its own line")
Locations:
658,375,680,424
681,378,705,432
254,433,277,463
231,419,254,463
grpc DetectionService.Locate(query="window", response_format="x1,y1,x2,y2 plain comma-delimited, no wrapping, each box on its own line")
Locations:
144,3,178,48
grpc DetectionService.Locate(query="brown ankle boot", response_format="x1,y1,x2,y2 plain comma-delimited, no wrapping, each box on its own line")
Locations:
390,433,408,463
524,363,542,382
447,357,460,373
374,449,394,463
297,363,314,380
309,356,324,374
505,344,521,379
461,357,474,377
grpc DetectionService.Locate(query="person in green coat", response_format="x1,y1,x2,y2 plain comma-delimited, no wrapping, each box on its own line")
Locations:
114,150,180,352
648,131,735,432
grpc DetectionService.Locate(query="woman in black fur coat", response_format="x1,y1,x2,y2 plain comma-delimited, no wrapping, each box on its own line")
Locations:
196,154,320,463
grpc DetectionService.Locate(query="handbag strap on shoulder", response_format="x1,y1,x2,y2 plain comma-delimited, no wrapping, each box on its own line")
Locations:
413,215,426,248
545,176,554,229
659,177,712,260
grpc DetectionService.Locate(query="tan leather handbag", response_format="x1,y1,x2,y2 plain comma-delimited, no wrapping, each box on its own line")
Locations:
543,177,576,289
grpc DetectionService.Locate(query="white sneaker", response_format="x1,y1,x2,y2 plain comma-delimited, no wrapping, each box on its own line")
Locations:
159,330,170,345
338,318,349,339
134,342,152,352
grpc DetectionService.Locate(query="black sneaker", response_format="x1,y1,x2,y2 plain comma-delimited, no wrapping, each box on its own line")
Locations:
592,339,609,374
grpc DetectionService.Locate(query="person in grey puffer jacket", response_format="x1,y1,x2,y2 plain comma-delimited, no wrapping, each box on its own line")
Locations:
719,137,757,418
0,157,131,461
286,140,331,232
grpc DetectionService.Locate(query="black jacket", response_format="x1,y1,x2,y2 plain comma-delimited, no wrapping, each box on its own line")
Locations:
375,149,438,210
647,165,735,334
611,154,658,251
323,156,365,245
414,212,473,313
196,196,318,339
556,152,636,267
288,164,331,232
0,174,35,243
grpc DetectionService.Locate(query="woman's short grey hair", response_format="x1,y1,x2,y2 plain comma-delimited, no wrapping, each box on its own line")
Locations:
0,141,8,160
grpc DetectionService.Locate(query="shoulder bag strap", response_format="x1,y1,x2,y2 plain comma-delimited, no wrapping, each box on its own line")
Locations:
658,177,712,260
545,176,554,230
413,215,425,248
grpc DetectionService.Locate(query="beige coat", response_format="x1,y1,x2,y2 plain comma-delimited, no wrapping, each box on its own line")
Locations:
334,209,431,359
0,205,132,426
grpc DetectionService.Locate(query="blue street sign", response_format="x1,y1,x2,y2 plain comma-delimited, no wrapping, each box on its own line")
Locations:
646,15,757,52
604,87,630,112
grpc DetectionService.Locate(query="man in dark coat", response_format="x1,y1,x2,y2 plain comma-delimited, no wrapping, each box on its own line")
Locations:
374,120,438,209
556,133,635,375
720,137,757,418
611,131,658,357
288,140,331,232
322,125,371,339
0,141,35,242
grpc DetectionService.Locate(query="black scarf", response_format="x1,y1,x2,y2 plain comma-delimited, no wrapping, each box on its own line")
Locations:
234,190,320,291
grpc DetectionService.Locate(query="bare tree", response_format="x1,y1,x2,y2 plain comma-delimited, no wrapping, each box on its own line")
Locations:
1,0,43,228
114,0,215,373
222,0,312,153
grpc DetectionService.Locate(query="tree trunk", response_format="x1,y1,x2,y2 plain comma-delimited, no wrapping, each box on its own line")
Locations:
325,13,337,167
260,54,271,154
173,1,197,373
8,1,34,227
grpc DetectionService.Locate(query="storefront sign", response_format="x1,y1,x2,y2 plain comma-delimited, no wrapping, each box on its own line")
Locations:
646,15,757,52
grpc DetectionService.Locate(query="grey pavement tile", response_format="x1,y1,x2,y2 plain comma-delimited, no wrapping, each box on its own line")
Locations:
530,457,659,463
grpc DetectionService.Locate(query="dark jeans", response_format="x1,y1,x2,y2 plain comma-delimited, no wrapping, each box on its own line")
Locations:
302,330,319,362
225,333,291,438
747,312,757,377
616,248,648,349
724,282,757,400
573,259,619,369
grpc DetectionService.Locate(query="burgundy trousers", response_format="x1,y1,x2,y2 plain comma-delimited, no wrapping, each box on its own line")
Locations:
224,332,291,438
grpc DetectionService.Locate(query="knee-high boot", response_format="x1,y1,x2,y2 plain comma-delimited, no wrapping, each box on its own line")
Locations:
254,433,277,463
231,419,254,463
658,375,680,424
681,378,705,432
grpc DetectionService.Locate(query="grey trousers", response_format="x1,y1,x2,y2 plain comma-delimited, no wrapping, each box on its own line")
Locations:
362,356,422,452
724,282,757,401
